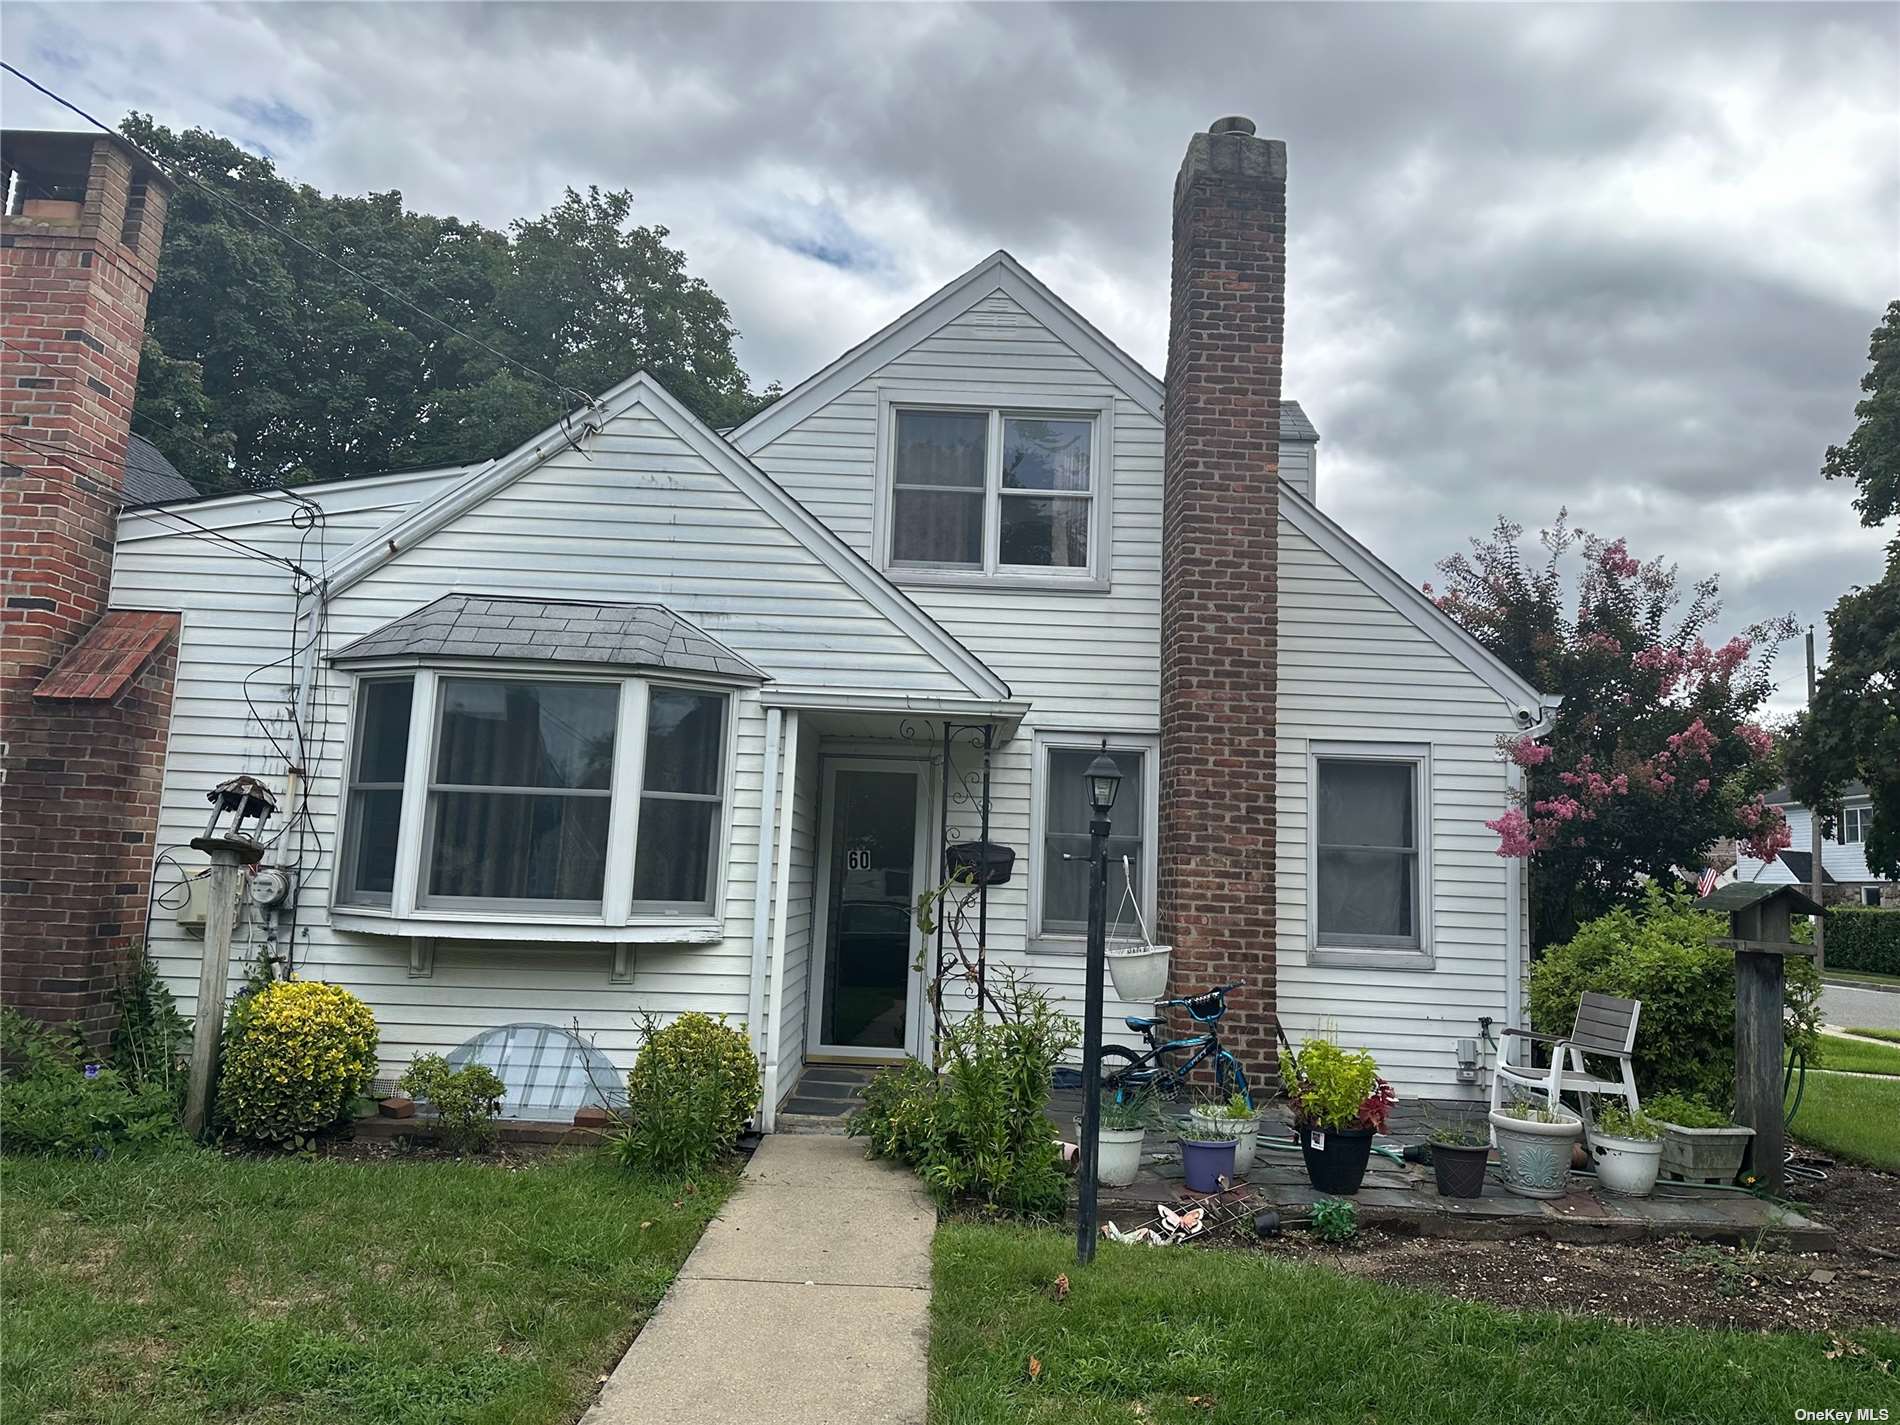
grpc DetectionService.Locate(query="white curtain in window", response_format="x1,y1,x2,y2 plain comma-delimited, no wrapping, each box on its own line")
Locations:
1315,759,1418,946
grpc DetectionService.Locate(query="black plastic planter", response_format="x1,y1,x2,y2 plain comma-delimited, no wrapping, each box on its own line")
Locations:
944,840,1015,887
1431,1142,1489,1199
1299,1124,1374,1195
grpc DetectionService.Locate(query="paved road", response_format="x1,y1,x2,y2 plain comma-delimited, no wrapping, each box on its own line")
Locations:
1821,979,1900,1033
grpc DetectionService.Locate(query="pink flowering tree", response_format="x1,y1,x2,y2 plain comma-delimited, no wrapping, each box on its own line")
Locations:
1427,514,1797,948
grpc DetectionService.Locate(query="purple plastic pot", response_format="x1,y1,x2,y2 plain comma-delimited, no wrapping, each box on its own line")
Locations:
1179,1136,1238,1193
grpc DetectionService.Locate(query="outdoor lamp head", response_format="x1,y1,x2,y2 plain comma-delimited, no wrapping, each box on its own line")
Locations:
1085,748,1122,815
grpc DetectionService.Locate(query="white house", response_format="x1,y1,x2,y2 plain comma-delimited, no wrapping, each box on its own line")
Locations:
1737,783,1896,907
109,119,1557,1123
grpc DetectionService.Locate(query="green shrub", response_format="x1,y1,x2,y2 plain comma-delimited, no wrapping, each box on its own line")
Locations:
848,981,1077,1218
219,979,379,1147
1529,886,1822,1108
397,1054,506,1153
110,947,190,1101
1641,1092,1731,1128
1824,907,1900,975
613,1011,759,1175
1309,1197,1358,1243
0,1009,179,1158
1594,1104,1662,1141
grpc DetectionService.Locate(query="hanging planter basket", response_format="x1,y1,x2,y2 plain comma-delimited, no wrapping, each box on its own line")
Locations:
1104,856,1170,1002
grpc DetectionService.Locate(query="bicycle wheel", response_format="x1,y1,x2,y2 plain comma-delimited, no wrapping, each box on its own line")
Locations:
1094,1045,1144,1102
1215,1050,1253,1110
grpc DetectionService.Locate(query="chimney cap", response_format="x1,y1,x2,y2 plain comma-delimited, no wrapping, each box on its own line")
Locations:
1209,116,1257,137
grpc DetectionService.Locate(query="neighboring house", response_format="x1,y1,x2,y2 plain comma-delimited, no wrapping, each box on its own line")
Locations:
92,117,1558,1120
1738,784,1896,907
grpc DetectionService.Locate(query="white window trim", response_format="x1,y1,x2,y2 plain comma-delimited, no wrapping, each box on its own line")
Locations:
1839,804,1871,845
1305,740,1435,971
872,384,1115,593
330,660,741,942
1028,730,1160,953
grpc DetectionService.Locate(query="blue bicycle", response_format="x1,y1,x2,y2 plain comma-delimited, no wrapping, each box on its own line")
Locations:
1096,982,1253,1107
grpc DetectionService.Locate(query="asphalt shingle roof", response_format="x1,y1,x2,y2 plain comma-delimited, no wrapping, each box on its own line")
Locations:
121,434,198,506
1280,400,1319,443
330,595,768,681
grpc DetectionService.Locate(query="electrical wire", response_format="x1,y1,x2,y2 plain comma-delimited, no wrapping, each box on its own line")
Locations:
2,60,598,414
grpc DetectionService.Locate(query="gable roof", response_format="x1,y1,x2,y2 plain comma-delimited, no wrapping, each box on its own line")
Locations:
1278,481,1561,716
121,434,198,506
332,594,769,681
322,371,1011,703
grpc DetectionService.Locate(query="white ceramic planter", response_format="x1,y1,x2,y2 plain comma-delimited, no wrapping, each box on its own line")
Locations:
1488,1105,1582,1199
1080,1122,1148,1188
1589,1131,1664,1197
1106,944,1171,1001
1189,1108,1259,1173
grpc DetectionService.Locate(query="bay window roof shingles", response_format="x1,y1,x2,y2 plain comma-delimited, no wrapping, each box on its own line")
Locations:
330,595,768,682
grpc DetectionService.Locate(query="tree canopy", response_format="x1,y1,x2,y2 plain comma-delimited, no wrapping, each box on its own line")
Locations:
122,115,775,492
1428,516,1796,948
1788,300,1900,878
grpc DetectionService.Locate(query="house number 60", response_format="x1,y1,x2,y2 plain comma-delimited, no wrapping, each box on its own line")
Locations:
845,847,871,871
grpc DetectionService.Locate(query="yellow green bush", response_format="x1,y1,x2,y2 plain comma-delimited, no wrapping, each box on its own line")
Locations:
614,1012,758,1173
220,979,379,1147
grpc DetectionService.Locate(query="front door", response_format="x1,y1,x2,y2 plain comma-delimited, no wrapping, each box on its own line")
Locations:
811,759,929,1061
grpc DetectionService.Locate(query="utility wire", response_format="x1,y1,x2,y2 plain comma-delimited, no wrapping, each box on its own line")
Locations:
2,61,599,413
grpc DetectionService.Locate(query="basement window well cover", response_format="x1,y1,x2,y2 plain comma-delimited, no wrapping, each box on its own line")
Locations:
445,1023,627,1120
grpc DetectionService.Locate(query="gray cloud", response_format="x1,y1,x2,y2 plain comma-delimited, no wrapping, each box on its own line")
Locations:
5,1,1894,709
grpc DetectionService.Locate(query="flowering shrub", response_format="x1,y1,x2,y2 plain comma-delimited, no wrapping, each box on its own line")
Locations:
219,979,379,1147
1430,513,1796,946
1528,886,1821,1106
1278,1038,1395,1133
613,1011,759,1175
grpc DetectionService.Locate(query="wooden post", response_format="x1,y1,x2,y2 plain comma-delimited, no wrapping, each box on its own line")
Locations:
1806,627,1825,972
1702,882,1822,1198
182,835,262,1140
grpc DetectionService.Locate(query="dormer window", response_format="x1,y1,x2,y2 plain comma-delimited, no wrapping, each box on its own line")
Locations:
880,397,1110,587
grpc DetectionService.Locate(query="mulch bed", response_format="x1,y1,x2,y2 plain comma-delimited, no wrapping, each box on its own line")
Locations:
1222,1158,1900,1333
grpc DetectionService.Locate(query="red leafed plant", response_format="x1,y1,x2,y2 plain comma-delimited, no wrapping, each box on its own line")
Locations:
1278,1038,1396,1134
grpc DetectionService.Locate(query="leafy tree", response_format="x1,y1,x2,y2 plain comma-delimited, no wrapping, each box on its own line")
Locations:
121,115,773,491
1788,300,1900,877
1427,516,1796,948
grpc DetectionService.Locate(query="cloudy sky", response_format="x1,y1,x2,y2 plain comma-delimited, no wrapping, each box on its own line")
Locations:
6,2,1896,707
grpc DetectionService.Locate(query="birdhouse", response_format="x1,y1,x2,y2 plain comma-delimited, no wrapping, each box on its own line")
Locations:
201,774,278,845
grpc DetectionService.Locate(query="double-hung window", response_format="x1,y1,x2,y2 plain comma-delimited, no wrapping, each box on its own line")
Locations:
1310,747,1431,966
1033,738,1153,945
886,404,1102,580
336,672,731,929
1840,805,1871,845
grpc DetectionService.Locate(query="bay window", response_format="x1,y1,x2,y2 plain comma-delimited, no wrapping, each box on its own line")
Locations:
1310,745,1432,967
335,671,732,929
884,400,1107,582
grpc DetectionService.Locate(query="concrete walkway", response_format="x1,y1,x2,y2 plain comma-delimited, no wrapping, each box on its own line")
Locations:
582,1133,934,1425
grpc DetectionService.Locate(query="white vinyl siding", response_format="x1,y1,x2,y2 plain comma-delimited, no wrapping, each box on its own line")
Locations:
1738,801,1891,889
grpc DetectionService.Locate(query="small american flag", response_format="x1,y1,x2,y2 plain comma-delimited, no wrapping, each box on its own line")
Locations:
1697,866,1719,897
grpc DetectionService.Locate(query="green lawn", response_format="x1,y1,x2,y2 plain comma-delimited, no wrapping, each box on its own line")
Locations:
1825,968,1900,989
1,1147,734,1425
931,1224,1900,1425
1812,1032,1900,1077
1788,1069,1900,1172
1849,1026,1900,1045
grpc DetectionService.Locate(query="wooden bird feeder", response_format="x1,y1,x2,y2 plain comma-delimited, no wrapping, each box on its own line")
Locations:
1695,881,1823,1195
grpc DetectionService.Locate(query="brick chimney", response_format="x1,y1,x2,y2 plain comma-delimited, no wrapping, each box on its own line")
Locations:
1158,117,1285,1069
1,130,181,1044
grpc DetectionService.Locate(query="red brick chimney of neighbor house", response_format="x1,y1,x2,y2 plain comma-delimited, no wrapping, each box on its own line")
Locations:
1159,117,1285,1070
1,130,180,1045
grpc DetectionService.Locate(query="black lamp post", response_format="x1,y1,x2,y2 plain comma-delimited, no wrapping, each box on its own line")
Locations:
1075,743,1122,1264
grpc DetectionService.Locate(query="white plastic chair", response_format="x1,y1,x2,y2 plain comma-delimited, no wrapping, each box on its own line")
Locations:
1491,991,1643,1130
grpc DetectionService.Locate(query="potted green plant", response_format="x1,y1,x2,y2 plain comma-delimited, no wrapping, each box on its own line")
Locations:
1188,1091,1261,1174
1177,1111,1242,1193
1278,1038,1395,1196
1643,1093,1756,1186
1426,1119,1490,1199
1080,1090,1154,1189
1587,1104,1664,1197
1487,1096,1582,1198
